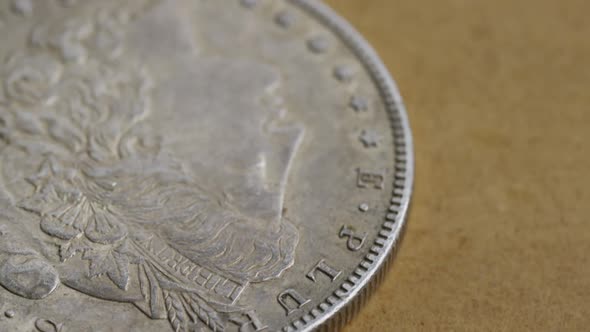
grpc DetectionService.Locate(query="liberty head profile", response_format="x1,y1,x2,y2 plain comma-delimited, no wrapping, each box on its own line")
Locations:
0,1,303,330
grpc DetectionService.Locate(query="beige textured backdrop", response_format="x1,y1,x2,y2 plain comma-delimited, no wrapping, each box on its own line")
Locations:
322,0,590,331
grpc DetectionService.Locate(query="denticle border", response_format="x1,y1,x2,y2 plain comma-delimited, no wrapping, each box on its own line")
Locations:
282,0,414,331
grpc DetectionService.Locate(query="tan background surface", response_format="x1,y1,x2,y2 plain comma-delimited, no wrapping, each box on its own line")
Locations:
322,0,590,331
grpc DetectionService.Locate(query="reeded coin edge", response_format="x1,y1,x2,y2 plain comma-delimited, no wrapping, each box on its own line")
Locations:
282,1,415,331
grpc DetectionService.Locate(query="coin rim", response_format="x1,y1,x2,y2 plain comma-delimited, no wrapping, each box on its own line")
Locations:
283,1,414,331
0,0,413,329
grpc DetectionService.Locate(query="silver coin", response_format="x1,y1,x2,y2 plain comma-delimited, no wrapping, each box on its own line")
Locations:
0,0,413,331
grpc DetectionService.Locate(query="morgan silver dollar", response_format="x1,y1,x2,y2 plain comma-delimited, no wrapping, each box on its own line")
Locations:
0,0,413,331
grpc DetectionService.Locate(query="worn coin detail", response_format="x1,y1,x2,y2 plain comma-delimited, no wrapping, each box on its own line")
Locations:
0,0,413,331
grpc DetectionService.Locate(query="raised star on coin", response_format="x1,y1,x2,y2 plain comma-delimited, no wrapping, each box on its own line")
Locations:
307,36,330,54
359,129,382,148
334,64,356,82
0,1,412,331
350,95,369,112
275,11,296,29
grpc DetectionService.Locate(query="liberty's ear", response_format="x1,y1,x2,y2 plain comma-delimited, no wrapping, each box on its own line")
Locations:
222,124,305,227
124,0,306,228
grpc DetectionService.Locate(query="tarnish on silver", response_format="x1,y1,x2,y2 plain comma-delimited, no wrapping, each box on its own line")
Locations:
0,0,412,331
284,1,413,331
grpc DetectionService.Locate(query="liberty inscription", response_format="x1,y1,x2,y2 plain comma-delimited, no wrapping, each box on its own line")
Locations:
0,0,412,331
0,0,300,330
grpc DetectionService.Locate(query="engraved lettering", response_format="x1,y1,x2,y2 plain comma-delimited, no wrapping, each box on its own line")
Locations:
306,259,342,282
167,252,183,269
205,274,222,290
151,239,167,257
230,310,268,332
158,247,173,261
0,2,309,331
339,226,367,251
178,260,194,276
187,266,202,281
357,168,385,189
214,279,237,298
142,237,156,252
194,268,213,286
230,285,246,302
277,289,310,316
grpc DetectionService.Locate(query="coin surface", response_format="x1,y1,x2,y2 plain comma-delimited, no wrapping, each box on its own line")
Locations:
0,0,413,331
